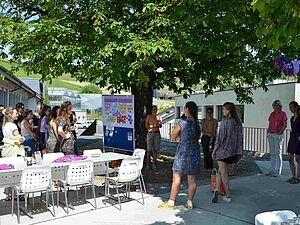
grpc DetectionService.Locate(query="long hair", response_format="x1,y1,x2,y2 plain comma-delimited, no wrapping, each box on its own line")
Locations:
56,101,72,125
3,107,16,125
289,101,300,116
51,106,60,120
223,102,241,124
185,101,200,137
23,109,33,120
41,105,51,118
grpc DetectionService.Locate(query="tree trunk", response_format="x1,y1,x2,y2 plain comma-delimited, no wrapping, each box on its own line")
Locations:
132,83,153,149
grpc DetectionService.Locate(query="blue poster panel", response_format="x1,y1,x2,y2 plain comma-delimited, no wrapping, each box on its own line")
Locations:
102,95,134,152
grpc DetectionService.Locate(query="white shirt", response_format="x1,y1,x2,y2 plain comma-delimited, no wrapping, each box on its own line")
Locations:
3,122,18,138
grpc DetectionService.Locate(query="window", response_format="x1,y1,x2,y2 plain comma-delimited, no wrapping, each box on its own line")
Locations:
236,105,244,123
197,106,202,119
176,107,181,119
217,105,223,121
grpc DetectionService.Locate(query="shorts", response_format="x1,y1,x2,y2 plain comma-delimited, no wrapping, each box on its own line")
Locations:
219,155,242,164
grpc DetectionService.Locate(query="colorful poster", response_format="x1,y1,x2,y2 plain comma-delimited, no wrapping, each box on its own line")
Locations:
102,95,134,129
102,95,134,152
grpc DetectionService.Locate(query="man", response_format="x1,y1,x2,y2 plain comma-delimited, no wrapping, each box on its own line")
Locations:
266,100,287,177
145,105,162,169
0,104,5,144
15,102,25,132
201,107,218,172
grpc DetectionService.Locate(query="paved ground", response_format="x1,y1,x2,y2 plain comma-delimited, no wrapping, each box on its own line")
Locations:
1,134,299,225
1,159,299,225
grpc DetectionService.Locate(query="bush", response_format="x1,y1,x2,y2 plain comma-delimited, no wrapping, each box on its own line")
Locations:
80,84,102,94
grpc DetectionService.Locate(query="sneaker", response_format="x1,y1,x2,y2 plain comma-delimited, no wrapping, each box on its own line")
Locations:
184,203,193,209
265,171,274,176
212,190,218,203
222,196,232,203
158,201,174,209
273,173,280,177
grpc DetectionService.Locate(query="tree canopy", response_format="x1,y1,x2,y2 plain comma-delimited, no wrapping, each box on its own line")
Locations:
252,0,300,52
0,0,277,103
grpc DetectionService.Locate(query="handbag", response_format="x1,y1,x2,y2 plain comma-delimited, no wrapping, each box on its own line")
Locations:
210,168,225,195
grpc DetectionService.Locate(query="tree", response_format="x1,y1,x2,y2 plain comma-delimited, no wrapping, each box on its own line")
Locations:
0,0,277,148
252,0,300,51
80,84,103,94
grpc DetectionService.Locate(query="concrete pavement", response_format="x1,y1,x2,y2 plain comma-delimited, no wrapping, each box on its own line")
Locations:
1,160,299,225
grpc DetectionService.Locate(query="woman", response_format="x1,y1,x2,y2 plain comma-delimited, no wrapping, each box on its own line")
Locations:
287,101,300,184
266,100,287,177
2,107,25,200
39,105,51,153
158,101,201,209
56,101,74,154
21,109,38,152
47,106,60,153
2,107,25,157
211,102,243,203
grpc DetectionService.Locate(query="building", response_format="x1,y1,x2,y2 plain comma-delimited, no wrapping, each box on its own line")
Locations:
0,66,43,109
79,94,102,114
48,88,81,109
19,78,47,100
175,82,299,129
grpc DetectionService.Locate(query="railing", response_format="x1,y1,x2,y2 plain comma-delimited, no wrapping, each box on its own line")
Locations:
160,124,291,154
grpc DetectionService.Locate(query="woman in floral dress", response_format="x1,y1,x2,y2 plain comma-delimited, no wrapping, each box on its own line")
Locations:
56,101,74,154
159,101,201,209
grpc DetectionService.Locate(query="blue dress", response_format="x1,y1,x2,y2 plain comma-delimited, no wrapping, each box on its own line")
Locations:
288,116,300,155
172,119,201,175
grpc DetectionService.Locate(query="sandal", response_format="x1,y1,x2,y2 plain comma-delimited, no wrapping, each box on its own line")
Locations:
286,177,295,182
290,178,300,184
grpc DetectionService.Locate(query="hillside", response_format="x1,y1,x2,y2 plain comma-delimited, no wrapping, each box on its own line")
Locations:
0,59,174,109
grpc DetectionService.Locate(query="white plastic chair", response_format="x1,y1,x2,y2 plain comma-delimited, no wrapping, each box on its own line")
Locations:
104,158,144,210
255,210,297,225
57,160,97,214
0,157,24,215
13,165,55,224
43,152,65,182
132,148,147,193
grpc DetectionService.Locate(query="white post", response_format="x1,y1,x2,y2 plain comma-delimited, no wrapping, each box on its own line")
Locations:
201,105,205,119
213,105,218,120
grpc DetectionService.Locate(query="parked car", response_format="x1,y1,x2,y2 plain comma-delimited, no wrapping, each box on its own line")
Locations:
76,122,89,129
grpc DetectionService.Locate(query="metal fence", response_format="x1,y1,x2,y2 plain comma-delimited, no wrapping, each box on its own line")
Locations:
160,124,291,154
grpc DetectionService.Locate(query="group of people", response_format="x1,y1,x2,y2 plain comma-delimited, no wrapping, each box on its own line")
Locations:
0,101,78,159
266,100,300,184
156,101,242,209
157,99,300,209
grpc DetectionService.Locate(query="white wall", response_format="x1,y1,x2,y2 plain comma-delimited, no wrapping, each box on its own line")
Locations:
175,82,297,128
75,111,87,123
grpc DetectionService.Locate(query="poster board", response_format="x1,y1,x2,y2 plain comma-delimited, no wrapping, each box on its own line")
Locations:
102,95,134,152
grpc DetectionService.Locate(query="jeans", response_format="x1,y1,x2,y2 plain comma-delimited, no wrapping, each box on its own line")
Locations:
267,133,283,175
201,135,215,169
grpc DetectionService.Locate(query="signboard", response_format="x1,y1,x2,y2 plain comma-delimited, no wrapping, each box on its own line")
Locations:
102,95,134,152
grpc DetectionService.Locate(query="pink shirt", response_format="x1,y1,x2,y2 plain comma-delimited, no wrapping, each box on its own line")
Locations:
268,110,287,133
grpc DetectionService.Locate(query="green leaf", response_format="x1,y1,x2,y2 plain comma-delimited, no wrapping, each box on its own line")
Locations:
293,36,300,49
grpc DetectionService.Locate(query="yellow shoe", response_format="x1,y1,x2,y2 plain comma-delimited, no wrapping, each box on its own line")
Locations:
158,201,174,209
184,203,193,209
